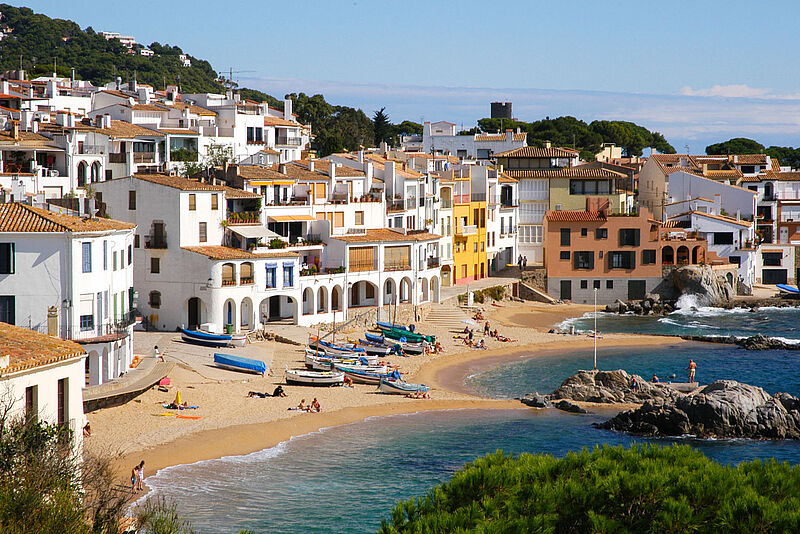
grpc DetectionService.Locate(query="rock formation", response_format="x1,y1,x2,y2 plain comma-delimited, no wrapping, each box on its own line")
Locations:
550,369,679,404
599,380,800,439
520,393,551,408
672,265,733,306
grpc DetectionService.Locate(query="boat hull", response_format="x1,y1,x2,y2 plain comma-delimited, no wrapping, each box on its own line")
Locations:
379,378,430,394
213,353,266,375
181,328,234,348
285,369,345,386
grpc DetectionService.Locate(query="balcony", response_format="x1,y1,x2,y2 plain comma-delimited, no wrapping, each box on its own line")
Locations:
455,224,477,236
170,149,198,162
144,235,168,249
79,145,104,155
133,152,156,164
427,257,440,269
221,278,236,287
384,261,411,272
57,311,138,342
227,211,261,225
471,193,486,202
388,200,405,212
348,260,376,272
441,199,453,209
109,152,126,163
240,276,254,285
276,136,302,146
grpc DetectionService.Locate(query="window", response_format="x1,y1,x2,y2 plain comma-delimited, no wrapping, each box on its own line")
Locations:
0,243,14,274
574,251,594,269
355,211,364,225
729,256,741,266
713,232,734,245
189,194,196,211
25,385,37,420
128,245,132,265
619,229,640,246
211,194,219,210
80,314,94,331
593,280,601,289
560,251,570,260
0,296,14,324
283,263,294,287
580,280,588,289
149,291,161,309
762,252,782,266
609,251,636,269
82,242,92,273
481,242,485,252
134,234,140,248
519,225,543,244
199,222,207,242
606,280,613,289
570,179,612,195
151,257,160,273
596,228,608,239
560,228,570,246
57,378,67,426
128,190,136,210
581,228,588,237
113,251,117,271
473,242,478,253
266,265,277,288
642,249,657,265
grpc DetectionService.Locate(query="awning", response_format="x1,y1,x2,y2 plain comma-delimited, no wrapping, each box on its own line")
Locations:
248,180,295,186
268,214,315,222
230,226,279,239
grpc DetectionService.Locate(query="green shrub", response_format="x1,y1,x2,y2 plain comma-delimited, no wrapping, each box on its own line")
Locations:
379,444,800,533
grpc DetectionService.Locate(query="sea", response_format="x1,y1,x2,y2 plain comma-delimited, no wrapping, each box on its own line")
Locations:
143,302,800,533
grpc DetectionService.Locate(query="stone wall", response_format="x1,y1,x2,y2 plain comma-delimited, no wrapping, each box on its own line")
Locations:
311,303,430,333
522,266,547,290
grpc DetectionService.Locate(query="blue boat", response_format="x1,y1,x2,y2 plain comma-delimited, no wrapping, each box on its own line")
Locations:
308,336,365,356
214,353,267,375
181,328,247,348
365,332,385,344
376,321,414,332
777,284,800,294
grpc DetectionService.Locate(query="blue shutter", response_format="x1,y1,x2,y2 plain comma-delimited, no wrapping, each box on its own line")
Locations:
82,242,92,273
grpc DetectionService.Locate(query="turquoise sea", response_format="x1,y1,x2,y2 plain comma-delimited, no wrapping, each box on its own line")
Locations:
144,308,800,533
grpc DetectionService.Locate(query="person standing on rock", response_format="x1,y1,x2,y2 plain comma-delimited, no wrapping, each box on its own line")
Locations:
687,359,697,383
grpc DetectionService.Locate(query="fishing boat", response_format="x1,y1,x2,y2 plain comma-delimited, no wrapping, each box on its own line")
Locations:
308,336,366,357
347,339,392,356
777,283,800,294
379,327,434,344
364,332,386,344
361,334,423,355
305,351,364,371
343,368,401,385
379,378,431,395
377,322,435,342
285,367,345,386
333,362,389,374
213,353,267,375
181,328,247,348
376,321,413,332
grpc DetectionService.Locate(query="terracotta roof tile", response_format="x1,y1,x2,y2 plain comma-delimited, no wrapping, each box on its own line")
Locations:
97,120,164,139
157,128,198,136
134,173,224,191
182,245,299,260
264,115,301,127
0,322,84,374
474,133,527,142
494,146,578,158
0,130,61,149
221,185,261,199
502,165,626,179
0,203,135,233
545,210,607,222
170,101,217,116
130,103,169,112
331,228,440,243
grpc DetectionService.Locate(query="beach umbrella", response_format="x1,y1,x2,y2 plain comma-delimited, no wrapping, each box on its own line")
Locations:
173,390,181,405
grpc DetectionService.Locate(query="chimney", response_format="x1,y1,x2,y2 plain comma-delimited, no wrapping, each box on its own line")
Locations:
702,163,708,176
543,140,552,149
309,160,315,172
11,120,19,141
358,150,364,164
329,161,336,181
137,87,149,104
130,77,137,92
0,80,8,95
31,118,38,133
506,129,513,143
385,161,396,193
283,98,293,121
279,164,287,175
47,79,58,98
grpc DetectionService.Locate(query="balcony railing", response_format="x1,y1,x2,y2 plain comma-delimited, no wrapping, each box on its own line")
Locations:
79,145,104,155
134,152,156,164
227,211,261,224
455,225,477,236
388,201,405,212
384,261,411,272
348,260,376,272
221,279,236,287
276,136,302,146
144,235,167,249
441,199,453,209
109,152,126,163
427,257,440,269
240,276,254,285
55,311,138,341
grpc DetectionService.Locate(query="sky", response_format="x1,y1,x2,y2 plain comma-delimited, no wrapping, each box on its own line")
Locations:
16,0,800,152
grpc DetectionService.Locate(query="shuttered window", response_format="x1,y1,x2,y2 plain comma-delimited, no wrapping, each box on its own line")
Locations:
334,212,344,228
0,243,14,274
385,246,410,270
348,246,375,272
315,183,326,199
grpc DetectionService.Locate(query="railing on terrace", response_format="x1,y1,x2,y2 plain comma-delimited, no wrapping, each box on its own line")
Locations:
441,199,453,209
427,257,440,269
348,260,376,272
455,224,477,236
109,152,126,163
227,211,261,224
454,194,470,204
79,145,104,155
48,311,138,342
384,261,411,272
246,139,265,145
133,152,156,164
301,265,345,276
239,276,254,285
388,201,405,211
276,136,302,146
144,235,167,249
221,278,236,287
471,193,486,202
406,199,417,210
266,198,310,206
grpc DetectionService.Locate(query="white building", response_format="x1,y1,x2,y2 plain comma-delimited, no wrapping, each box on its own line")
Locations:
0,322,86,450
0,202,136,387
407,121,526,160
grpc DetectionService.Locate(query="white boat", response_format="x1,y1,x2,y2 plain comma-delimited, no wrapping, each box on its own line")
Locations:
285,367,345,386
305,352,359,371
379,378,431,395
333,362,389,374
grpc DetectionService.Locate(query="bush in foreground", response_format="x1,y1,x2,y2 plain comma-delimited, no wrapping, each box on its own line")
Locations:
379,444,800,533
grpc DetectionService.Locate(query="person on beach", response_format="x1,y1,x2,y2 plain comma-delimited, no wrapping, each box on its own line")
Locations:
468,329,474,342
136,461,145,491
311,398,321,412
130,465,138,493
83,421,92,437
272,385,287,397
651,374,659,383
687,359,697,382
631,378,638,391
298,399,309,411
343,376,353,387
484,321,490,336
154,345,163,362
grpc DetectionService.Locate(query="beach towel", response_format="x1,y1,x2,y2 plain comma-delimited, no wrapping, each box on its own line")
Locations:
176,415,201,420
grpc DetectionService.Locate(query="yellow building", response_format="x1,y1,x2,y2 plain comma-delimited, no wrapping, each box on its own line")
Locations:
452,171,488,284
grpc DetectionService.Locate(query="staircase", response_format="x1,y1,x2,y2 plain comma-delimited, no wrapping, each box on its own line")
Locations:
424,303,471,331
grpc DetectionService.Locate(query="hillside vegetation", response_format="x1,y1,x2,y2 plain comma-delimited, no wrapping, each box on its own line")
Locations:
380,444,800,533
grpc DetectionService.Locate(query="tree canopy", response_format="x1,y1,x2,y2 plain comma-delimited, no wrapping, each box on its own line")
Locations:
372,107,391,146
477,116,675,159
380,444,800,533
706,137,766,155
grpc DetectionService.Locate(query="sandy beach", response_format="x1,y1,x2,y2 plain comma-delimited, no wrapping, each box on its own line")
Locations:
86,300,678,481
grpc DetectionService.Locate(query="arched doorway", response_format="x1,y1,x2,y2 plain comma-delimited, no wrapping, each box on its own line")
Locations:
692,246,704,264
91,161,102,183
662,246,674,265
441,265,451,287
430,276,440,303
87,350,100,386
302,287,314,315
331,285,342,312
260,296,298,324
384,279,396,305
350,281,378,308
317,286,328,313
726,272,734,287
188,297,202,328
101,347,109,383
677,246,689,265
77,161,88,187
240,297,253,329
421,278,429,302
399,277,412,303
224,298,237,329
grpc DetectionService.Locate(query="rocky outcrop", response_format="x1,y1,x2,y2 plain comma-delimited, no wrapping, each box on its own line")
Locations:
672,265,733,306
520,393,551,408
679,333,800,351
553,400,588,414
550,369,680,404
599,380,800,439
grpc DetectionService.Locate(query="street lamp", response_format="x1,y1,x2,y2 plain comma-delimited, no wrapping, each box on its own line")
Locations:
593,288,598,370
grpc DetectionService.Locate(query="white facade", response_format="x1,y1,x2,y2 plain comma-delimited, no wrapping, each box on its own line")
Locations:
419,122,526,160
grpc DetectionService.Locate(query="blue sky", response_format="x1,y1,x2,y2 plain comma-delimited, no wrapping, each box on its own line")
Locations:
17,0,800,152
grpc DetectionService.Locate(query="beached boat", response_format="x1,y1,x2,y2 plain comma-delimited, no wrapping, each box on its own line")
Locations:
343,368,401,385
181,328,247,348
376,321,413,332
213,353,267,375
777,283,800,294
305,351,363,371
378,378,430,395
348,339,392,356
285,367,345,386
361,334,424,355
308,336,366,357
332,362,389,374
364,332,386,344
377,322,435,342
379,327,434,344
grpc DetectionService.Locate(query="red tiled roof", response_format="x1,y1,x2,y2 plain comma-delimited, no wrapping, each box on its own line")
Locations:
0,322,84,374
134,173,224,191
331,229,440,243
494,146,578,158
502,166,626,179
264,115,301,128
0,203,135,233
545,210,607,222
182,246,299,260
221,185,261,199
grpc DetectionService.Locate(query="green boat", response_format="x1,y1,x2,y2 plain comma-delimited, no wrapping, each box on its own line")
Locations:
379,327,435,343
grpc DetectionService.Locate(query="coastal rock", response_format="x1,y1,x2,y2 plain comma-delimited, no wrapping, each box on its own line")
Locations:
553,400,588,414
736,333,800,350
550,369,679,404
599,380,800,440
520,393,551,408
672,265,733,306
